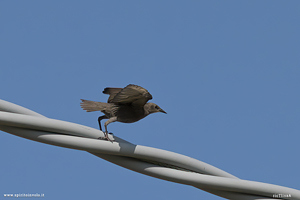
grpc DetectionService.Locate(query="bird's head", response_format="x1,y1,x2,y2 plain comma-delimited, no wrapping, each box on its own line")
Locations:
145,103,167,115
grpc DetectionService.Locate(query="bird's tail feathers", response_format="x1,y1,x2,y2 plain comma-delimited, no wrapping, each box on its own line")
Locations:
80,99,108,112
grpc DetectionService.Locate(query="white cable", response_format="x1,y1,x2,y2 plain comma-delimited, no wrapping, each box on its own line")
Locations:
0,99,299,200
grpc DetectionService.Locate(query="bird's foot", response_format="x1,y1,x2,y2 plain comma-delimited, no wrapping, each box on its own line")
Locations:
105,133,114,143
98,132,114,143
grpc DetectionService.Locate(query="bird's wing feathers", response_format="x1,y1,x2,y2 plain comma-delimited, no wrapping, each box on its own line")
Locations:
102,87,123,103
111,84,152,106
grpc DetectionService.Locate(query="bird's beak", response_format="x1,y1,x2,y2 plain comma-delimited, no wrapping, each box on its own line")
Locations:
160,109,167,114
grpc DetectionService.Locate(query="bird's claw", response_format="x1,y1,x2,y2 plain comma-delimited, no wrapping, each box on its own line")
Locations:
98,132,114,143
105,133,113,143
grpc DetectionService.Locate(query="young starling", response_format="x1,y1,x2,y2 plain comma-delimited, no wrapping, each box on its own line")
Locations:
80,84,166,142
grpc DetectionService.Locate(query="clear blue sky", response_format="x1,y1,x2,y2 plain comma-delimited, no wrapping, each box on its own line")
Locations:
1,1,300,199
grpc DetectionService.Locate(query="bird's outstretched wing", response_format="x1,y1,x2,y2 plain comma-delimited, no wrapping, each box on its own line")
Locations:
107,84,152,106
102,87,123,103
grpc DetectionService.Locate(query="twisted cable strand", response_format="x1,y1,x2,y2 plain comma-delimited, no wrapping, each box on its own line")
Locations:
0,99,299,200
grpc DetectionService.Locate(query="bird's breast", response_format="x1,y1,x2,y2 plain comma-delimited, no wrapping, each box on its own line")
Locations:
115,105,146,123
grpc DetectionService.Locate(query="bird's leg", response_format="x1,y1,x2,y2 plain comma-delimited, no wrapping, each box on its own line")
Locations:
98,115,110,141
98,115,107,131
104,117,117,142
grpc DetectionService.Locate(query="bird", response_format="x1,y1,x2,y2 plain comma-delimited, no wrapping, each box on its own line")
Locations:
80,84,166,142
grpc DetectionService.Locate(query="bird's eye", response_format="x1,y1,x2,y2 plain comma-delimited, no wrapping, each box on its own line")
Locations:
155,106,158,109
